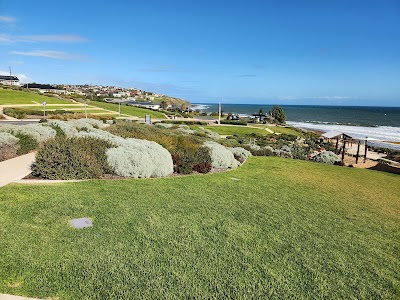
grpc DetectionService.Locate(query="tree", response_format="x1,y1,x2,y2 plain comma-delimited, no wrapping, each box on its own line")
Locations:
160,101,168,109
226,112,233,120
269,105,286,124
258,108,264,115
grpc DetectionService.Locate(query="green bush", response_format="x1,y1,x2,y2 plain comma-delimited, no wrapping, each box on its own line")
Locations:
32,137,113,179
15,133,38,155
220,120,247,126
160,120,208,125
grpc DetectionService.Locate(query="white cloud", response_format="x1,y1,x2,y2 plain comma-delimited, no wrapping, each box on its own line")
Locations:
312,96,359,100
0,16,15,23
0,69,32,83
10,50,84,60
0,34,88,44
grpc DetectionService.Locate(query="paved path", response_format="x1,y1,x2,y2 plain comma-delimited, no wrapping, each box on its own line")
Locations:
0,152,36,187
0,294,42,300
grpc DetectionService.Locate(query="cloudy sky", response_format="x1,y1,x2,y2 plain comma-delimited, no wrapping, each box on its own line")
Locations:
0,0,399,106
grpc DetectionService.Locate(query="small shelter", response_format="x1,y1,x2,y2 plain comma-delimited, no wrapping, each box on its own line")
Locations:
321,131,373,164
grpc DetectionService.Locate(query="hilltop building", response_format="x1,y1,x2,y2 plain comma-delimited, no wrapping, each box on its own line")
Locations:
0,75,20,86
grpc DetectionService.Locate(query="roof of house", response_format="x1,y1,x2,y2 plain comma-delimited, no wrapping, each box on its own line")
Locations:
0,75,19,81
22,83,57,89
322,131,353,139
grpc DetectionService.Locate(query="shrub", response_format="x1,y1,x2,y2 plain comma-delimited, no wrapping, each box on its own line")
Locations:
173,146,212,174
0,123,56,143
204,141,240,169
198,127,220,139
310,151,341,165
242,145,274,156
0,132,19,161
32,137,113,179
220,120,247,126
106,123,212,174
106,138,174,178
228,147,252,163
274,146,293,158
48,120,78,137
161,120,208,125
155,123,174,129
15,133,38,155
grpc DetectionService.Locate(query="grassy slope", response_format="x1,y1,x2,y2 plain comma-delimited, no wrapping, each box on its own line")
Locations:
0,157,399,299
0,89,71,105
90,101,167,119
202,125,269,135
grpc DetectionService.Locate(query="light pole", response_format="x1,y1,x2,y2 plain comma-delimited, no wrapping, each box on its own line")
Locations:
42,101,47,117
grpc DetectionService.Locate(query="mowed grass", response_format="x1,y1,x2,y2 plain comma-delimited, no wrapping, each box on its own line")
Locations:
252,124,304,136
90,101,167,119
0,157,399,299
202,125,269,136
0,89,72,105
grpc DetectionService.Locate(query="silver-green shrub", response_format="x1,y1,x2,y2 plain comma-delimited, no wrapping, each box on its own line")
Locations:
204,141,240,169
0,132,20,161
228,147,252,162
0,132,19,147
274,145,293,158
0,124,56,142
106,138,173,178
156,123,173,129
311,151,340,165
48,120,78,137
74,128,125,146
198,127,220,139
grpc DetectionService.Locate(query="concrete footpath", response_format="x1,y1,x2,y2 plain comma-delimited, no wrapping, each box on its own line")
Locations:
0,152,36,187
0,294,42,300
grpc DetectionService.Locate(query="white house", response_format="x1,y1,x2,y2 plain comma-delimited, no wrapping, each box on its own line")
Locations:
0,75,20,86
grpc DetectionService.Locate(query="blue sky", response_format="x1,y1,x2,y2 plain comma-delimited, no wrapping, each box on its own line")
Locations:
0,0,399,106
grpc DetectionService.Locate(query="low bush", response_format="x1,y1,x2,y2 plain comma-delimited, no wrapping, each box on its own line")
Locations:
172,146,212,174
15,133,38,155
310,151,341,165
106,139,174,178
204,141,240,169
33,137,113,179
0,123,56,143
228,147,252,163
0,132,19,161
106,123,212,174
242,145,274,156
220,120,247,126
160,120,208,125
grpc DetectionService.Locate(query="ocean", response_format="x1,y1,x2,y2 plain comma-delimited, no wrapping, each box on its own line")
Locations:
192,104,400,150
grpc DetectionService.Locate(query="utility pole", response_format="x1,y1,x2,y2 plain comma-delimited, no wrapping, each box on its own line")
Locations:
9,66,12,86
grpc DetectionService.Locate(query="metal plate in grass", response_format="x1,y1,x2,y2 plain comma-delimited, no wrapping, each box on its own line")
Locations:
70,218,93,229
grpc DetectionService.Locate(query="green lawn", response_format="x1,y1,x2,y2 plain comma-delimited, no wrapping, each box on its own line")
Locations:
0,157,398,299
90,101,167,119
252,124,304,136
202,125,269,136
0,89,72,105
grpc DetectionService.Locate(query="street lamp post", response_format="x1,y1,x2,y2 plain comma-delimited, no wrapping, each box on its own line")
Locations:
42,101,47,117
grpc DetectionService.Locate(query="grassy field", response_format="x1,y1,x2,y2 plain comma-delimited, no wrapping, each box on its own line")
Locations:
0,89,72,105
90,101,167,119
0,157,398,299
201,125,270,136
252,124,304,136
